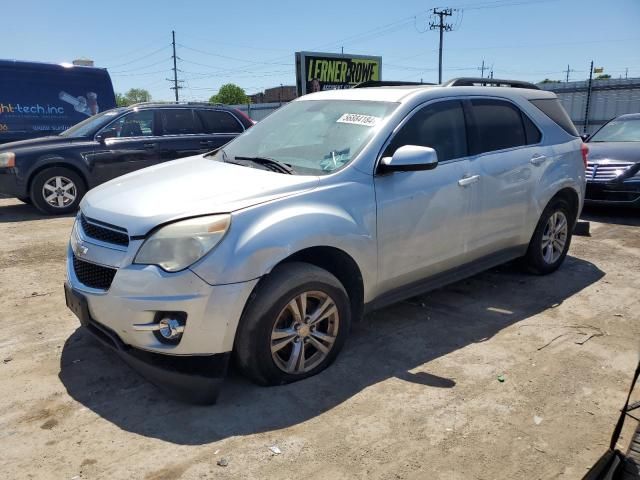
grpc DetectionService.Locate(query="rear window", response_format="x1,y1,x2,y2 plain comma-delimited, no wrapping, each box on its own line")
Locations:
530,98,579,137
197,110,243,134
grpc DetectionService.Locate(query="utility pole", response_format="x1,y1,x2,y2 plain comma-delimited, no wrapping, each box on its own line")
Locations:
625,67,628,79
565,64,572,83
170,30,181,102
583,60,594,134
479,59,486,78
430,8,453,84
489,68,494,79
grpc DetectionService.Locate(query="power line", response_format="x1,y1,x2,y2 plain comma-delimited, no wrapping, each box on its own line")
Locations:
106,45,171,69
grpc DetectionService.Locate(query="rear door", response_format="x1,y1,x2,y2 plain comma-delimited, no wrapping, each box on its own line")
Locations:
375,99,474,294
155,108,209,161
196,108,245,150
463,97,544,259
91,109,160,183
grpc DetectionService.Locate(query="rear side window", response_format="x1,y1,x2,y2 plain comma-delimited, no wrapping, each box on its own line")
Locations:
384,100,468,162
197,110,243,134
523,113,542,144
160,109,200,135
530,98,579,137
470,99,526,153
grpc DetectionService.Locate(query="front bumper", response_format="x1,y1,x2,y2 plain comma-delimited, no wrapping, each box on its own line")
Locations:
585,181,640,207
65,282,230,404
0,168,24,197
65,218,259,403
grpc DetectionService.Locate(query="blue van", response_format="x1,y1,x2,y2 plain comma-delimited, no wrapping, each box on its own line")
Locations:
0,60,116,143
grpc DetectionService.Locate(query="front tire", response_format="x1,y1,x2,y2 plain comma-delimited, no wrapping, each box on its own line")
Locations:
523,197,573,275
30,167,86,215
234,262,351,386
16,196,32,205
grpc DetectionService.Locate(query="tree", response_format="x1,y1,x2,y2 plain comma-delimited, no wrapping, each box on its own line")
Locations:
115,88,152,107
595,74,611,80
209,84,249,105
540,78,562,84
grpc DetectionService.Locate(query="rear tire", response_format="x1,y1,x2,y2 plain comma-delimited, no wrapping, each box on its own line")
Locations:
522,197,573,275
30,167,86,215
234,262,351,386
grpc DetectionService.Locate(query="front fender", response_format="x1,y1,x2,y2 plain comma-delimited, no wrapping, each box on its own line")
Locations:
190,178,378,301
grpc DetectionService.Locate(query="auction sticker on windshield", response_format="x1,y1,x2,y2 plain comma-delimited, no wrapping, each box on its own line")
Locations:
336,113,380,127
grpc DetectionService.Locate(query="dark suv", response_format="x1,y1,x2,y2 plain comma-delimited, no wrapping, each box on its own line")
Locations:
0,103,253,214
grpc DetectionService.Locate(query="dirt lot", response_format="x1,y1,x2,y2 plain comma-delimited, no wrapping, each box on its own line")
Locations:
0,197,638,480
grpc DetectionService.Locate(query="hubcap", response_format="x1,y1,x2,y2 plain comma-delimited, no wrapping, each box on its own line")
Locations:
42,176,76,208
270,291,339,374
541,211,568,264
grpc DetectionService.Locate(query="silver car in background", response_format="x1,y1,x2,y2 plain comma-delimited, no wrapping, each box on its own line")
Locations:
64,78,586,403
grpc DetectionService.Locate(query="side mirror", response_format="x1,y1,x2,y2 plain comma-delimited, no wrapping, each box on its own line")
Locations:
379,145,438,173
580,133,590,142
95,133,105,144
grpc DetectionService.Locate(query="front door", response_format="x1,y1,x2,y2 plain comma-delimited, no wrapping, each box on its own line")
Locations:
90,109,159,184
374,100,474,295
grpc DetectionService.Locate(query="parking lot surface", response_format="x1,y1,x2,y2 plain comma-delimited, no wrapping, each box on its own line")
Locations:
0,197,638,479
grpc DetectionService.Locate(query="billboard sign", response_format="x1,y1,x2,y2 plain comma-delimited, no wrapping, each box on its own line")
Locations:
295,51,382,96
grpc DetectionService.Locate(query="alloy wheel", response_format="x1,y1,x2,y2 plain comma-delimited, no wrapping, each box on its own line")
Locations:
541,211,568,264
42,176,77,208
270,291,340,374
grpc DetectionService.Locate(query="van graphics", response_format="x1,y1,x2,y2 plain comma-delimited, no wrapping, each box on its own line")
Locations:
296,52,382,96
0,62,115,142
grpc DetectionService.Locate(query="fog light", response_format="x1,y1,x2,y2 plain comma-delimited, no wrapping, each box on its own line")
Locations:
158,317,184,340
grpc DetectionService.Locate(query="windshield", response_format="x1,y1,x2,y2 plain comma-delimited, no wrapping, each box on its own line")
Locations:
59,109,125,138
209,99,398,175
590,118,640,142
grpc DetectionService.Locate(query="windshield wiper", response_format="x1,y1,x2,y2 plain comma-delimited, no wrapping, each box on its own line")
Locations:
233,156,295,174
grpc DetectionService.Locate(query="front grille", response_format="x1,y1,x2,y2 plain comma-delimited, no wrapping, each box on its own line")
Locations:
72,255,117,290
586,161,634,182
80,214,129,247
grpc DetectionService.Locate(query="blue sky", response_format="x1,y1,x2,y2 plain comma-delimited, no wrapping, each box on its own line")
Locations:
3,0,640,101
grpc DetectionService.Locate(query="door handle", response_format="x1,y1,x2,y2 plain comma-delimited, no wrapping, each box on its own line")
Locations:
530,154,547,166
143,143,156,149
458,174,480,187
200,140,212,146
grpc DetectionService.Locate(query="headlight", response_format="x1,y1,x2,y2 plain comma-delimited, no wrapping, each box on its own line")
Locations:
135,214,230,272
0,152,15,167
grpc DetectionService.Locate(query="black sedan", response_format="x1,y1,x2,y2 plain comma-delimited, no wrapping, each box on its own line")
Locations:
585,113,640,208
0,103,253,214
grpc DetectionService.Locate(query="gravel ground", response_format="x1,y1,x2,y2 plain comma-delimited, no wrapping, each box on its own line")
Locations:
0,197,638,480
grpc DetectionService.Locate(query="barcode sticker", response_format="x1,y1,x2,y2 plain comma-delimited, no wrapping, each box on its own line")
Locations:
336,113,380,127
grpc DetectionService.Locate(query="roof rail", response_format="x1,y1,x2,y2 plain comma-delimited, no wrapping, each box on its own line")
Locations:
129,101,225,107
443,77,540,90
353,80,435,88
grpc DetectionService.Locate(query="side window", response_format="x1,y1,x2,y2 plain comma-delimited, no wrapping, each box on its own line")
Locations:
384,100,468,162
198,110,243,134
470,99,526,153
160,109,199,135
100,110,155,139
522,112,542,144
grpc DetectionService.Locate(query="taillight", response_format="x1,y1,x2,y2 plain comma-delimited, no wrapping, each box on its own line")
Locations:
581,143,589,169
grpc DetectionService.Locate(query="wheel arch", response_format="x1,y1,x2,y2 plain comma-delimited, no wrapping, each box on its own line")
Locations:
27,160,89,196
548,186,580,225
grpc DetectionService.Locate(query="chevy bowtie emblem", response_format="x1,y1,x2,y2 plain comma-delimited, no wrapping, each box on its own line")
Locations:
79,245,89,256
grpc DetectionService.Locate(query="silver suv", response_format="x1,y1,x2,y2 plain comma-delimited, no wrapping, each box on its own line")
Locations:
64,78,587,403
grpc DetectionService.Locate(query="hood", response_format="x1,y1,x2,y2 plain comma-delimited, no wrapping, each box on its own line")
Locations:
81,155,320,235
0,135,82,152
586,142,640,164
